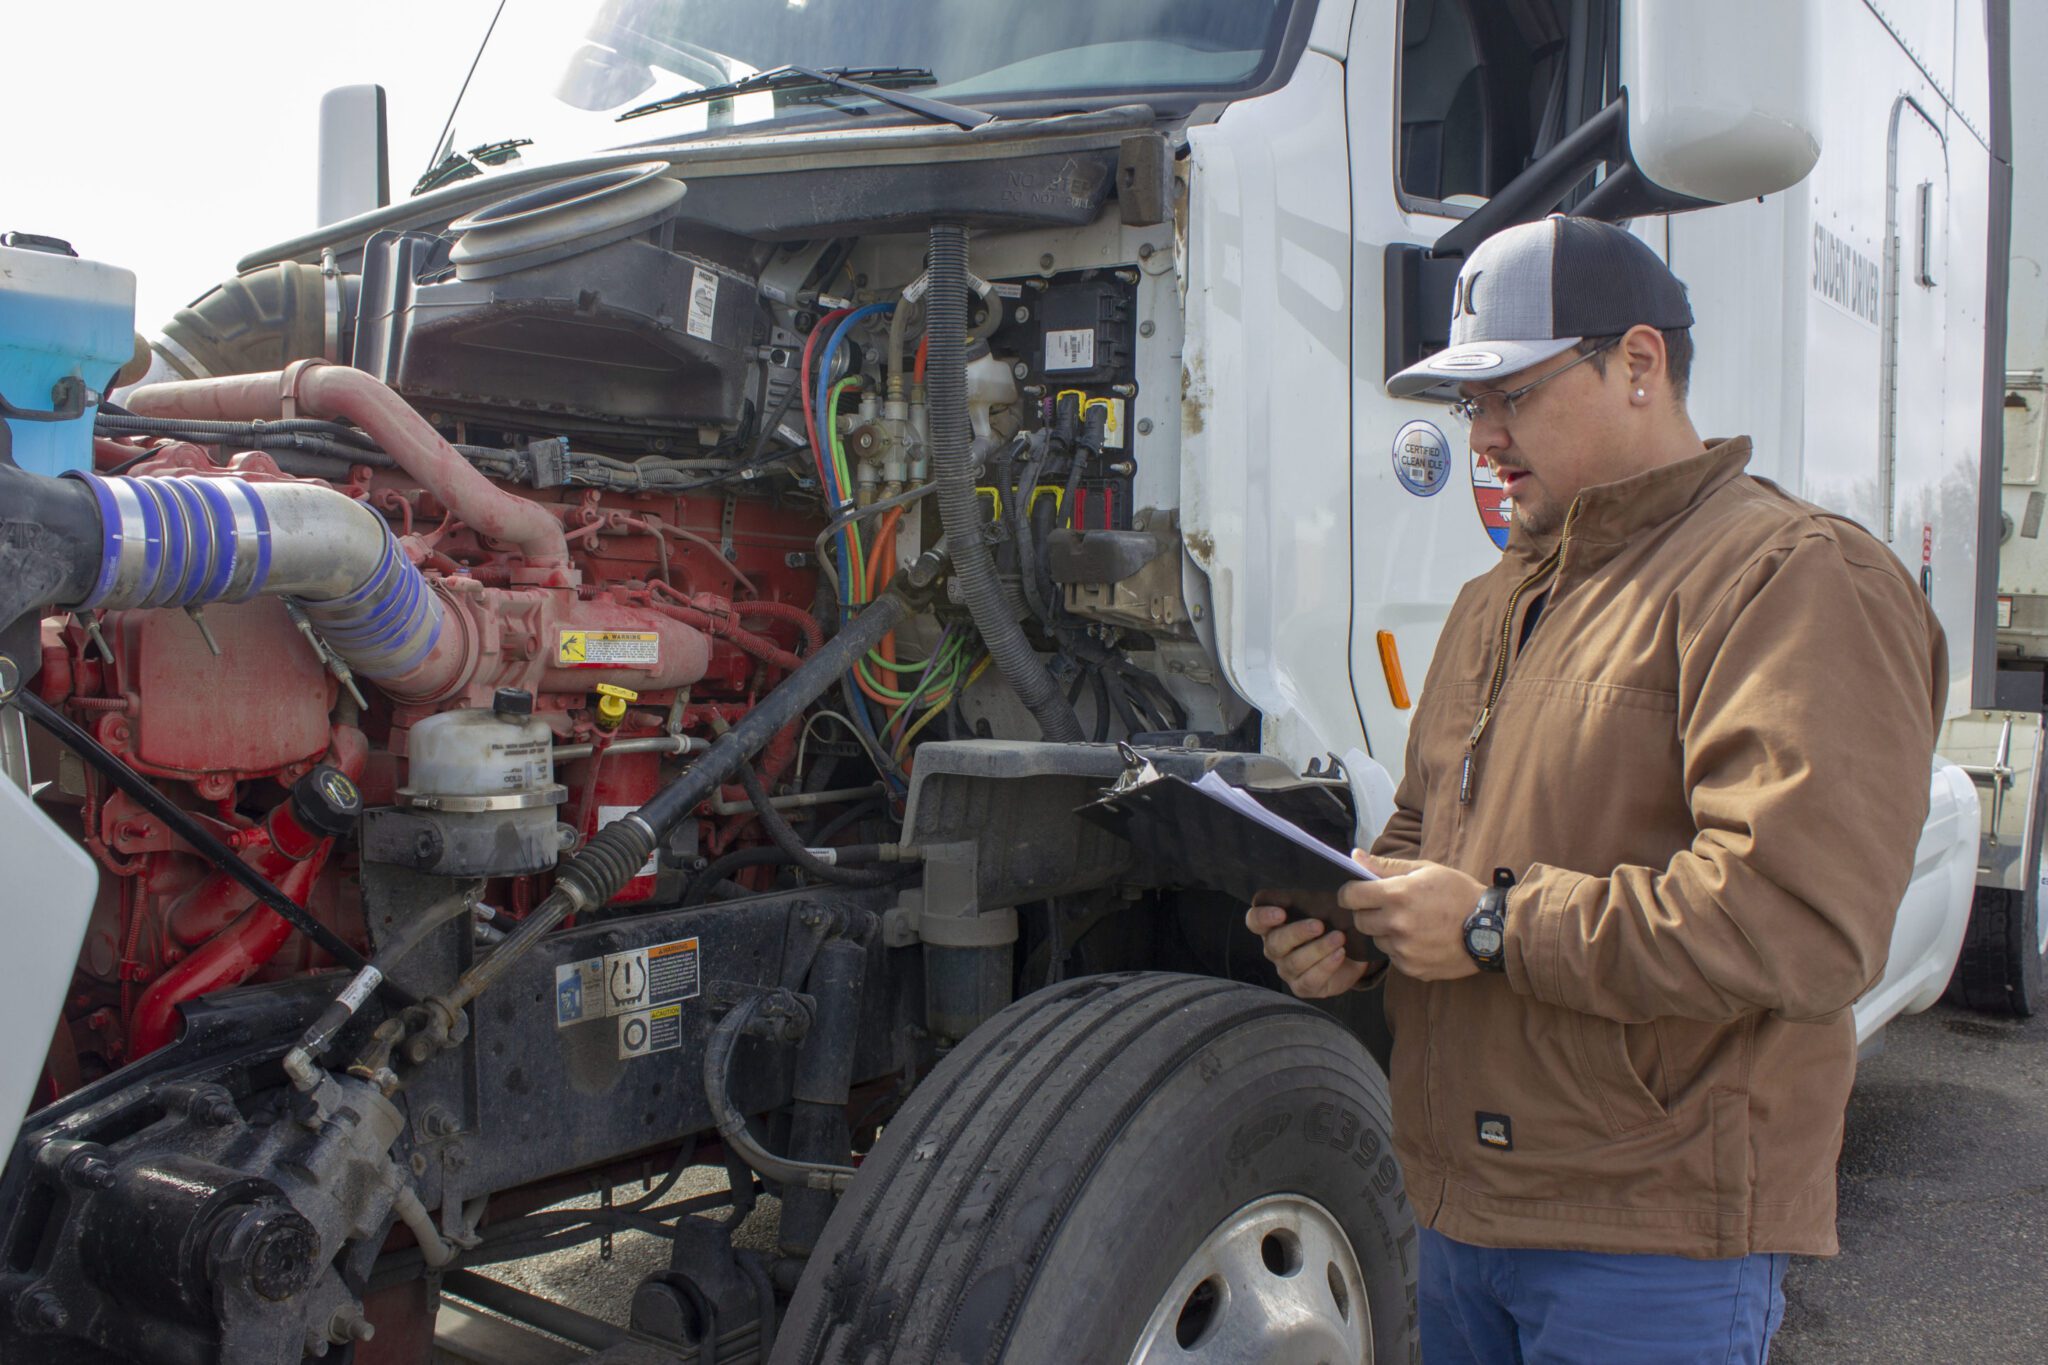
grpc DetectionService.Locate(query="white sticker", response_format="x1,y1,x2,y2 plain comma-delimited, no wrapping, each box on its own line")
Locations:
1045,328,1096,372
1087,398,1127,450
557,630,660,668
598,806,660,876
618,1003,683,1059
687,269,720,341
993,281,1025,299
555,937,701,1029
1999,596,2014,628
339,966,383,1013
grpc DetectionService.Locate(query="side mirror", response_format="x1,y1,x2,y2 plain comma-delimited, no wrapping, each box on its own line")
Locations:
1621,0,1820,204
317,85,391,227
1384,1,1821,379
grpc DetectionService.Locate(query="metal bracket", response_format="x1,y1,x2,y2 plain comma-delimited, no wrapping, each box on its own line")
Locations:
0,375,93,424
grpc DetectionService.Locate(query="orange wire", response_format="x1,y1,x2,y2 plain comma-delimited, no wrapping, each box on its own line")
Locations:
914,334,929,385
851,507,907,708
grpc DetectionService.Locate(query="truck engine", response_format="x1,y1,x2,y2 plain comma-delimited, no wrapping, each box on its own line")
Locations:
0,122,1269,1363
21,160,1198,1090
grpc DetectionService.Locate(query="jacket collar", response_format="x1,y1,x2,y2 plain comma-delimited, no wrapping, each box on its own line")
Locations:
1504,437,1753,568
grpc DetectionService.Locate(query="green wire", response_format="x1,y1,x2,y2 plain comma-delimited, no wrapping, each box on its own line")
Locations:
858,633,966,701
827,377,865,599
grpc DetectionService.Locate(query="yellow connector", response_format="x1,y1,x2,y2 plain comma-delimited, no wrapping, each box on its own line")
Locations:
594,683,638,731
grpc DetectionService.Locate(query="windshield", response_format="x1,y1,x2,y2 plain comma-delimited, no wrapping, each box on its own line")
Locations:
418,0,1303,193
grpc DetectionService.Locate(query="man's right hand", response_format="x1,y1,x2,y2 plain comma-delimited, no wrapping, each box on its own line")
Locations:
1245,903,1374,997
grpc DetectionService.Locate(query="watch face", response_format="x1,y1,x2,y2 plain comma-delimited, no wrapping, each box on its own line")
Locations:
1468,926,1503,956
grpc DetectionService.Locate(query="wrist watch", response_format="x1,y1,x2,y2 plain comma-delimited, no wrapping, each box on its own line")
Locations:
1463,867,1514,972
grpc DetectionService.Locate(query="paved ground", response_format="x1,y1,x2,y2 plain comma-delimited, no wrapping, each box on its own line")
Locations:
1774,1001,2048,1363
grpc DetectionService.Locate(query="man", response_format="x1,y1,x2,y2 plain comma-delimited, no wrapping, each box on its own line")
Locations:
1246,215,1947,1363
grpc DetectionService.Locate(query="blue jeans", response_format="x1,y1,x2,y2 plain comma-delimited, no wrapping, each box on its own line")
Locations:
1420,1228,1789,1364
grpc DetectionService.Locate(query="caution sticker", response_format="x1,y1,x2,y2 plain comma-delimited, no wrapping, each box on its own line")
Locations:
558,630,660,668
618,1003,683,1059
555,937,701,1030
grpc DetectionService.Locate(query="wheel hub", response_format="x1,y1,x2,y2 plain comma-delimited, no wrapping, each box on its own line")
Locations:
1129,1193,1371,1365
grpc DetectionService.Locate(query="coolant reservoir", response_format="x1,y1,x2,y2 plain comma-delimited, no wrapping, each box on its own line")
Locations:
396,689,567,876
0,235,136,476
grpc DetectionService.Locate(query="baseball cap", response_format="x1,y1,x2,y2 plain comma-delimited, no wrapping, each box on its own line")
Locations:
1388,215,1694,399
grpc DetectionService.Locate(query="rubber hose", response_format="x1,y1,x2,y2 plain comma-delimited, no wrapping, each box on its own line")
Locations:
0,462,104,646
702,993,858,1194
738,765,911,888
925,223,1081,741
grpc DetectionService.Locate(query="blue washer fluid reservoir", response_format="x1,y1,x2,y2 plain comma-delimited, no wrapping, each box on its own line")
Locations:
0,235,136,477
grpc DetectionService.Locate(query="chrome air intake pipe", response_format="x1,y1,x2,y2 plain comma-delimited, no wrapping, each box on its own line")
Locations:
55,468,441,683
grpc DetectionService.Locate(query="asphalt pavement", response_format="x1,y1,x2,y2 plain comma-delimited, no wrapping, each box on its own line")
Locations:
1773,1001,2048,1362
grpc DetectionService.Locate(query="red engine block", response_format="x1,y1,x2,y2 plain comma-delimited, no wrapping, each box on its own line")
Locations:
33,437,824,1095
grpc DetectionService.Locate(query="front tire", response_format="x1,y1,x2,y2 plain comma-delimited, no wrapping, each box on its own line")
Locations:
774,972,1417,1364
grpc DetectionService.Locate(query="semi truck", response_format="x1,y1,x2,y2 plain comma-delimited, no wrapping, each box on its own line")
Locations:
0,0,2028,1361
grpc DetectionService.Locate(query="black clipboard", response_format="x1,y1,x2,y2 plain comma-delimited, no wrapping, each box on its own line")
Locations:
1077,762,1383,964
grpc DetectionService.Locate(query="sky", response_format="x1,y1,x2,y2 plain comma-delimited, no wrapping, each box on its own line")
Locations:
2,1,501,328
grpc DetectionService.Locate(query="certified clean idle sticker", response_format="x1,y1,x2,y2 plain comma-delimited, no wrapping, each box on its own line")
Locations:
1472,450,1512,550
1392,420,1451,496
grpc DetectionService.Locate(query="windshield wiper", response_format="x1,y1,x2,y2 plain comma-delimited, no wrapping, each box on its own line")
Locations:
617,65,993,131
412,138,534,197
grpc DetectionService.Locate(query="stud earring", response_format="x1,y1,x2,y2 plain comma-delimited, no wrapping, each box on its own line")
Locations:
1635,388,1645,399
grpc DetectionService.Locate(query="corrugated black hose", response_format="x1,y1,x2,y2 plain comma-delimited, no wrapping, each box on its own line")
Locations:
926,222,1082,741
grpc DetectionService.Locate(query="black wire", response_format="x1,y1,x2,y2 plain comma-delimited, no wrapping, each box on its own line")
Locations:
7,689,412,1005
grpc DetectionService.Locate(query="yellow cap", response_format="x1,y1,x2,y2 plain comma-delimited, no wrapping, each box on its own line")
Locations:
594,683,638,730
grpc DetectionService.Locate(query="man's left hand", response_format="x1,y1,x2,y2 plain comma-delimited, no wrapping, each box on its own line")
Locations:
1342,855,1488,981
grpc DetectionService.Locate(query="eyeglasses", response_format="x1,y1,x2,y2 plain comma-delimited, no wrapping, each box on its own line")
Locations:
1446,337,1622,426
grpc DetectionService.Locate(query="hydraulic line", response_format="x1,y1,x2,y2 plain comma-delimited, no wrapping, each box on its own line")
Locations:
925,223,1081,741
737,764,917,888
703,992,858,1194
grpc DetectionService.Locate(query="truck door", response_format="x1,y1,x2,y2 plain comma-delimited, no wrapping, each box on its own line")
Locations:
1347,0,1618,785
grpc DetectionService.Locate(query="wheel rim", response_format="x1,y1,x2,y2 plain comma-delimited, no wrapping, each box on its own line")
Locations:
1128,1194,1371,1365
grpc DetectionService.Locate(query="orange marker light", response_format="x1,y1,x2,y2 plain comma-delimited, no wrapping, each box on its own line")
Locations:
1376,630,1411,710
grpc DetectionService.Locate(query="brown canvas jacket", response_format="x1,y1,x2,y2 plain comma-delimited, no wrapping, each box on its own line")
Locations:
1373,437,1947,1258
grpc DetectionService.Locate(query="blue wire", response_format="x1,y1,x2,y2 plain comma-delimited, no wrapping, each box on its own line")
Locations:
807,300,907,793
813,302,895,604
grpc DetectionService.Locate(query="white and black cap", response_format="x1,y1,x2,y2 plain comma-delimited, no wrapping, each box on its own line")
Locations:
1388,215,1694,399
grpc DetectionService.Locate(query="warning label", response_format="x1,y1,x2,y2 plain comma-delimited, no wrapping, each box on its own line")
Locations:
618,1003,683,1059
555,937,701,1030
557,630,660,668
